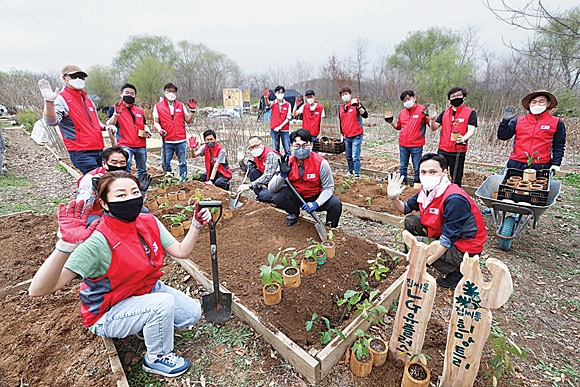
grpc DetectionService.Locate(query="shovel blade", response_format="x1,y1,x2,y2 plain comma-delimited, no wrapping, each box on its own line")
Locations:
229,195,243,209
315,222,327,242
202,291,232,323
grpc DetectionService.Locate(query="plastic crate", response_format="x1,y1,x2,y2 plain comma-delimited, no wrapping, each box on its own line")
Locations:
313,137,345,154
497,168,550,205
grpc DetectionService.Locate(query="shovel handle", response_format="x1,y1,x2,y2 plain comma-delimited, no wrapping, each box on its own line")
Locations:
285,178,324,224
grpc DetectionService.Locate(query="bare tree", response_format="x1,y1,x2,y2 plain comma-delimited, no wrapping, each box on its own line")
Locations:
347,37,369,96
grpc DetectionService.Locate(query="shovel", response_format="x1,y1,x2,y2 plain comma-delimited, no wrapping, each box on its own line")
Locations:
229,167,250,209
199,200,232,323
161,134,167,173
285,178,327,242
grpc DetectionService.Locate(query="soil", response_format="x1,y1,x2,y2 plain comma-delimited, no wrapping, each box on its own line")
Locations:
408,362,428,381
1,127,579,386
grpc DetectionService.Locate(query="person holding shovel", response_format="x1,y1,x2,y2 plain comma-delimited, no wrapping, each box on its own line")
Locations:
268,129,342,227
29,171,212,377
153,83,196,180
429,87,477,187
237,135,280,203
191,129,232,190
387,153,487,288
106,83,151,180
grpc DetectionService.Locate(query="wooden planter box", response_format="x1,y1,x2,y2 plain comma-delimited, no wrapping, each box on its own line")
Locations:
171,256,405,384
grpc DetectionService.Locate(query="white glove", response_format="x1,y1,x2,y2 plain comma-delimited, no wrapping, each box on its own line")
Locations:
387,172,406,200
237,184,251,193
105,125,117,135
550,165,560,174
38,79,59,102
237,147,245,163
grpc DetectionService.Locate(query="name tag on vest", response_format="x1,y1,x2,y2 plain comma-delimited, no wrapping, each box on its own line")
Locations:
457,118,465,123
540,125,551,130
136,114,142,118
306,173,316,179
429,208,439,215
412,114,419,118
349,108,354,113
176,109,182,113
152,241,159,253
88,107,94,111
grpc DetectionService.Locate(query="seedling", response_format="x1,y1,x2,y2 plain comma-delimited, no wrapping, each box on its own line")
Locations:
259,251,284,287
305,238,326,260
524,150,540,167
280,247,298,269
352,329,371,361
487,325,527,387
365,196,372,206
305,313,346,345
368,252,390,281
355,289,388,324
162,213,187,225
337,289,363,311
352,269,372,292
188,189,207,204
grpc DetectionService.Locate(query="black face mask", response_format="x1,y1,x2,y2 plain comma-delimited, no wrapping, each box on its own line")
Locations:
105,196,143,222
206,142,216,149
122,95,135,105
106,164,126,172
450,97,464,107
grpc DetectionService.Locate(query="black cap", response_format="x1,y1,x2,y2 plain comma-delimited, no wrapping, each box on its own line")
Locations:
305,90,315,96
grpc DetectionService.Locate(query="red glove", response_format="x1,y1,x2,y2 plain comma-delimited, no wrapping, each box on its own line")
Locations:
159,129,167,137
187,98,197,110
296,95,303,106
114,101,124,115
263,88,270,98
194,202,211,225
188,136,198,148
57,200,100,244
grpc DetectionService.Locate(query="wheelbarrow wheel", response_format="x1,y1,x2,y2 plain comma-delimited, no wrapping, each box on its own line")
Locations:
498,216,516,251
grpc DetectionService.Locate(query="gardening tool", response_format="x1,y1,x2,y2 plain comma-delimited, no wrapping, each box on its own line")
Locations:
161,133,167,173
284,178,327,242
199,200,232,323
229,167,250,209
107,127,117,147
452,141,467,184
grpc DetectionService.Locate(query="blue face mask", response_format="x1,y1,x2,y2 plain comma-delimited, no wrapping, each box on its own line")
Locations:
293,147,311,160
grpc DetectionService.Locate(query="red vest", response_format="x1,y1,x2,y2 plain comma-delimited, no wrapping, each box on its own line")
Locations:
301,103,324,137
253,146,279,173
155,100,186,141
419,184,487,254
204,142,232,180
510,112,560,164
396,104,428,147
116,105,146,148
438,105,473,152
59,87,104,151
270,101,291,131
288,151,324,198
79,214,164,327
77,166,107,217
339,102,364,138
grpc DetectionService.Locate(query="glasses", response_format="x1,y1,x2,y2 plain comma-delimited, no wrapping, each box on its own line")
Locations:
68,74,86,80
248,142,262,150
292,143,310,149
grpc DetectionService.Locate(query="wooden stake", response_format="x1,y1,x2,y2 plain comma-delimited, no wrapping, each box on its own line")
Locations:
389,231,439,363
439,254,513,387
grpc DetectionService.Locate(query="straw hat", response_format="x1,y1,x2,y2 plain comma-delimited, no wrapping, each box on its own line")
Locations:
521,90,557,111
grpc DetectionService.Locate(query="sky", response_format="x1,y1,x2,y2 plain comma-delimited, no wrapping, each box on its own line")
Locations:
0,0,577,77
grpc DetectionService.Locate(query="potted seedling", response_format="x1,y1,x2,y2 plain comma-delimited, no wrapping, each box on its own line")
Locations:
156,193,168,205
368,335,389,367
162,213,187,237
305,238,327,270
146,197,158,211
305,313,346,345
176,189,186,201
174,203,194,230
322,229,336,259
260,251,284,306
401,353,431,387
168,191,178,202
281,248,300,288
350,329,373,377
156,172,172,194
523,151,539,181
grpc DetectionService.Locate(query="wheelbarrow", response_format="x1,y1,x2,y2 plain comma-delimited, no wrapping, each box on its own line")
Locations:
475,174,561,251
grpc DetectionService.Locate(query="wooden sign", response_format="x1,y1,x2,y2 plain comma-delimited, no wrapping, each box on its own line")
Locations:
440,254,513,387
389,230,439,363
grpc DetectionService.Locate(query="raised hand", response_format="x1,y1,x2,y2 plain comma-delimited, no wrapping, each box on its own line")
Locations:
57,200,100,244
139,172,152,192
279,155,292,178
387,172,406,200
187,98,197,110
503,106,517,121
114,101,124,115
38,79,59,102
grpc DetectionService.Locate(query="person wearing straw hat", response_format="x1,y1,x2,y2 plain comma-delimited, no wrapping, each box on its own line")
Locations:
498,90,566,173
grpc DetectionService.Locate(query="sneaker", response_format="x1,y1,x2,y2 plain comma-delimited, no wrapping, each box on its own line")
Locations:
436,270,463,289
285,214,298,227
142,352,190,378
482,208,492,216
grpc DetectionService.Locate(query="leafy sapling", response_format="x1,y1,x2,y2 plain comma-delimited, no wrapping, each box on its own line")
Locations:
260,251,284,287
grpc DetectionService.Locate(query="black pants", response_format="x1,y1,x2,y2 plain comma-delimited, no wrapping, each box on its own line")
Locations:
404,214,467,274
197,172,230,190
248,168,274,203
506,160,552,171
272,185,342,228
438,149,466,187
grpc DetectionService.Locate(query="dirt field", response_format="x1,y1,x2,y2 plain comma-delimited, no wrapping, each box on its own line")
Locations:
1,127,579,386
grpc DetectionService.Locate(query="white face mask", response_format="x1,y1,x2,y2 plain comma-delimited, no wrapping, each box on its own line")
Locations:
69,78,85,90
307,98,315,105
530,105,546,115
420,175,442,191
403,99,415,109
275,93,284,100
341,94,351,103
251,147,263,157
165,92,176,101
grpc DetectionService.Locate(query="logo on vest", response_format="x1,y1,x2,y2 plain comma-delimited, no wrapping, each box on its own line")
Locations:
429,208,439,215
412,115,419,119
136,114,142,118
152,241,159,253
457,118,465,123
176,109,182,113
88,107,94,111
306,173,316,179
540,125,551,130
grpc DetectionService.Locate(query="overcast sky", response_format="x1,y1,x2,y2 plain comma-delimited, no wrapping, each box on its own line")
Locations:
0,0,577,77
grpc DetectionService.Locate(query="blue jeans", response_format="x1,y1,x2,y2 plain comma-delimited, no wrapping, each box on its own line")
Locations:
270,130,290,156
123,146,148,180
344,134,364,175
69,150,103,175
92,280,201,355
163,141,188,178
399,146,423,184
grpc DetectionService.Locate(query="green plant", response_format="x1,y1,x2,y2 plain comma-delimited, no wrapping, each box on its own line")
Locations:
304,313,346,345
174,203,194,220
352,269,372,292
487,325,527,387
365,196,372,206
305,313,319,332
259,251,284,287
352,329,371,361
304,238,326,260
16,109,38,131
280,247,298,269
524,150,540,167
162,213,187,225
367,252,391,281
188,188,206,204
338,173,357,193
337,289,363,311
409,352,432,365
354,289,388,324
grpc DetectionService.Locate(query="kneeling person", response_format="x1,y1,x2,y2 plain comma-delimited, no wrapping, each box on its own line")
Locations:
268,129,342,227
387,153,487,288
237,135,280,203
191,130,232,190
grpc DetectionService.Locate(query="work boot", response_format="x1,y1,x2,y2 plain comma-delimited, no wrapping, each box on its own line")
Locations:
436,270,463,288
285,214,298,226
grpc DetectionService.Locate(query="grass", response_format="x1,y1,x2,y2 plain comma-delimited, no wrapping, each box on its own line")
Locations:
0,173,28,188
536,360,580,386
557,172,580,189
